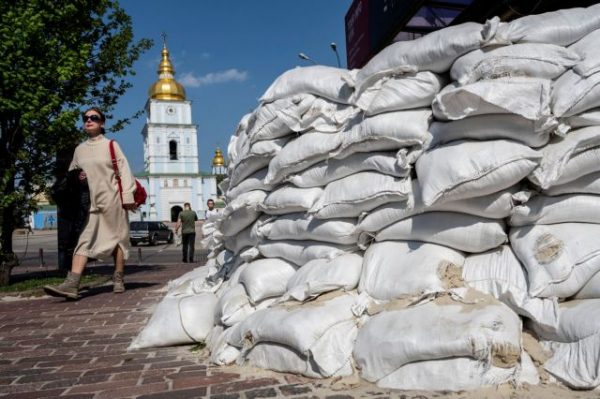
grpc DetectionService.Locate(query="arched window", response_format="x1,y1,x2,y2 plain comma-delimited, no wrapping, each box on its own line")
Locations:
169,140,178,160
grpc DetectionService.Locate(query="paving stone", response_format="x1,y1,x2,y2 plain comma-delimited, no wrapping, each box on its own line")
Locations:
280,384,313,396
210,378,281,395
137,387,208,399
93,382,169,399
210,394,241,399
245,387,278,398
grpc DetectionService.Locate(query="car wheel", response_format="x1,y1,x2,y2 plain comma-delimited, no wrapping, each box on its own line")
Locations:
130,240,137,246
167,232,174,244
149,234,157,246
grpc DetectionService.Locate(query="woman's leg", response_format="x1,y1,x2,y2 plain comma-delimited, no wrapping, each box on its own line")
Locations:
43,254,87,299
72,254,88,274
113,246,126,293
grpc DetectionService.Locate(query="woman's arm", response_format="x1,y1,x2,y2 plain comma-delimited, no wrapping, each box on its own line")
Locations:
113,141,137,208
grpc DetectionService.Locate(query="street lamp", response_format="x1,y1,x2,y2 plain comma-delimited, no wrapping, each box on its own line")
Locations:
330,42,341,68
298,52,317,65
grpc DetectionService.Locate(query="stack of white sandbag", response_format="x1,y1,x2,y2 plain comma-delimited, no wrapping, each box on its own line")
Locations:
496,7,600,389
131,3,600,392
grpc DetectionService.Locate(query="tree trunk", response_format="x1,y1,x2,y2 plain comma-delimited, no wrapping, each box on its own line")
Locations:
0,200,17,286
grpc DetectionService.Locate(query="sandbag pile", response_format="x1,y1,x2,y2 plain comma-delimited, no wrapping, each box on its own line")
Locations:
131,4,600,392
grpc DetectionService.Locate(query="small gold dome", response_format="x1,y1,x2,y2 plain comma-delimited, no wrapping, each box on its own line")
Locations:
212,148,226,167
148,42,186,101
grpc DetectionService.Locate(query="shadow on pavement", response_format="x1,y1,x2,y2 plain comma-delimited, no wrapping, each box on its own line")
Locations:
8,264,170,284
79,282,160,298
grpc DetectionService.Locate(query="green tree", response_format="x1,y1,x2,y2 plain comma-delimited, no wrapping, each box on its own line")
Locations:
0,0,152,284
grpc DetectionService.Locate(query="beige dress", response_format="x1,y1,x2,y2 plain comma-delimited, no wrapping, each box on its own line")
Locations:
69,135,136,261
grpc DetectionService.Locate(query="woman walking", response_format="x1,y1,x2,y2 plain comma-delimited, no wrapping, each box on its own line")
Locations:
44,107,137,299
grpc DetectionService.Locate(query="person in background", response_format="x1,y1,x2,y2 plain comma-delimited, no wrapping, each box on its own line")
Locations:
204,198,220,221
175,202,198,263
44,107,137,299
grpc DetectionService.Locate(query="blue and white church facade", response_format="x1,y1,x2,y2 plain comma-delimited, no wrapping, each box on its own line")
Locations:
132,41,219,222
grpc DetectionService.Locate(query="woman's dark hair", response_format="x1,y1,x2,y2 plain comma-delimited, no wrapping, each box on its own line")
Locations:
82,107,106,134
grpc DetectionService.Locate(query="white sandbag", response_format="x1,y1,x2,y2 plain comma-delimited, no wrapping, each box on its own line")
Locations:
359,241,465,301
239,258,297,304
287,151,409,188
494,4,600,46
276,97,360,135
374,212,507,253
543,172,600,196
357,181,518,234
565,108,600,128
129,293,217,349
552,69,600,117
215,284,253,327
353,293,522,383
247,95,314,142
575,271,600,299
264,131,344,185
229,138,289,187
229,137,249,173
432,77,553,123
246,338,354,379
552,147,600,187
416,140,540,206
375,355,518,391
451,43,579,85
331,109,431,163
530,126,600,189
570,28,600,77
259,185,322,215
208,326,240,366
285,253,363,302
353,20,497,92
463,245,559,331
167,266,220,297
430,114,553,149
260,65,354,104
227,113,252,166
223,216,266,255
257,240,356,266
258,213,358,245
531,299,600,388
510,223,600,298
214,283,277,327
226,168,273,201
216,262,248,290
250,136,291,158
510,194,600,226
219,190,267,237
310,172,411,219
353,71,445,116
166,266,212,295
227,293,358,353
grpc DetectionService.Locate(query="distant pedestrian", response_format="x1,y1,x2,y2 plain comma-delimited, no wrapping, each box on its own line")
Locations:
204,198,220,221
175,202,198,263
44,107,137,299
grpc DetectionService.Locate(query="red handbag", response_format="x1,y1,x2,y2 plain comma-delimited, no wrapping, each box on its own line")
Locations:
109,140,147,207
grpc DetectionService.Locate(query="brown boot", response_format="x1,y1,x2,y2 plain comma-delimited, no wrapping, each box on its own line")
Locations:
113,271,125,293
44,272,81,299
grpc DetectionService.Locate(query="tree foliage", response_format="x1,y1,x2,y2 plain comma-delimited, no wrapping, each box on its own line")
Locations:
0,0,152,269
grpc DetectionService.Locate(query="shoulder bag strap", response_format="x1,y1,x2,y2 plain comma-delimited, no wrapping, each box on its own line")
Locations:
109,140,124,204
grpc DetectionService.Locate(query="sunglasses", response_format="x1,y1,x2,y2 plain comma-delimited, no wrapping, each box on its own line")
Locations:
82,114,102,123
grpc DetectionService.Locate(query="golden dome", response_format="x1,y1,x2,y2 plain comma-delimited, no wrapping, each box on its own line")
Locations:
148,42,186,101
212,148,226,167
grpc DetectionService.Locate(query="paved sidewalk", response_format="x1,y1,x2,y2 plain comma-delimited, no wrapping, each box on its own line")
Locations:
0,263,381,399
3,263,591,399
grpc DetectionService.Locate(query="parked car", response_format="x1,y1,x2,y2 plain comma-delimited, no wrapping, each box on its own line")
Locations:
130,221,174,246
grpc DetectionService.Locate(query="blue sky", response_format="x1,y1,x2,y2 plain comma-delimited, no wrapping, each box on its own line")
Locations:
110,1,352,174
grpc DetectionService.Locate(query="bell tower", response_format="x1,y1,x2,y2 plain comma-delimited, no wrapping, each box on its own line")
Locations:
142,35,199,175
